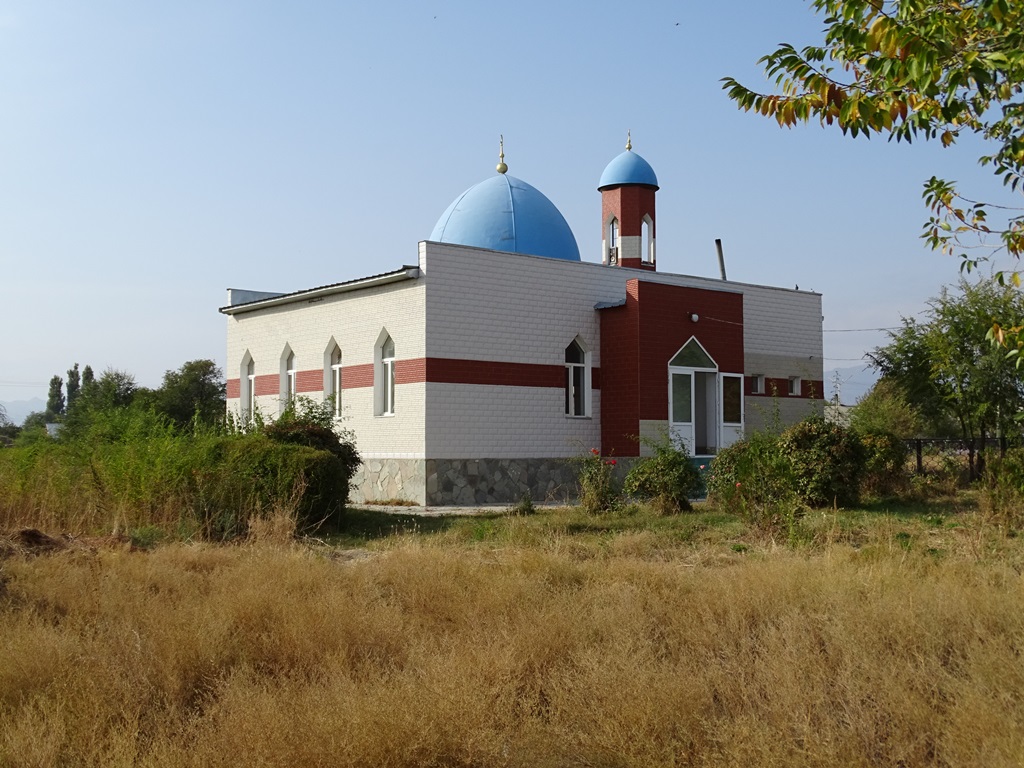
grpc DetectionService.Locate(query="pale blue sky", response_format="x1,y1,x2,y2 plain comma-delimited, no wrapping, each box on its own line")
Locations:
1,1,1014,405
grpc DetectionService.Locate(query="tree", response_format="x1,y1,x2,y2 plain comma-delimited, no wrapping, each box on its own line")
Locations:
722,0,1024,264
46,375,65,419
66,363,81,412
82,365,95,395
850,376,933,436
153,359,226,430
869,277,1024,476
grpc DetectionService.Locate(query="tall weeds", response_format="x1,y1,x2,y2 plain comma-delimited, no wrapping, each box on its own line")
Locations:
2,538,1023,766
0,411,349,538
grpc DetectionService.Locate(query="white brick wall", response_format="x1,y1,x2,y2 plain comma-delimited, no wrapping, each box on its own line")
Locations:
425,383,602,458
224,241,823,463
225,279,427,458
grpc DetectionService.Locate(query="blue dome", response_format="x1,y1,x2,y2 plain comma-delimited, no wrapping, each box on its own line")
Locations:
598,150,659,190
429,174,580,261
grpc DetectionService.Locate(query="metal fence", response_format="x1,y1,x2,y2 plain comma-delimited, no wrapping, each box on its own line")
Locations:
904,437,1017,480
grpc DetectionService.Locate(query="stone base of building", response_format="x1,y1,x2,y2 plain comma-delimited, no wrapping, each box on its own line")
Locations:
350,457,605,506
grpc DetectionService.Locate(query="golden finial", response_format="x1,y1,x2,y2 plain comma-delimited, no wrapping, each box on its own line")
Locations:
496,135,508,174
626,130,632,151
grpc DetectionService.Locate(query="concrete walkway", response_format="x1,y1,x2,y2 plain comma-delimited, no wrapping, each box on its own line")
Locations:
351,503,569,517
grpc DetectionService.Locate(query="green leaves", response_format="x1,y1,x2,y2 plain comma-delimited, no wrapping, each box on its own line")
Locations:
723,0,1024,269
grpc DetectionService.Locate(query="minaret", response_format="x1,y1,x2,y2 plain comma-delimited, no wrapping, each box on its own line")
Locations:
597,131,659,271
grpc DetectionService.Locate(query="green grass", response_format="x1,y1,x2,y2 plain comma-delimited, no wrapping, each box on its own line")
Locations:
328,494,998,564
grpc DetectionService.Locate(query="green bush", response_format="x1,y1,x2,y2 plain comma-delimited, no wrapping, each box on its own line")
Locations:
0,408,358,538
706,431,800,530
858,432,909,497
623,437,701,513
979,447,1024,531
574,448,620,514
781,417,865,508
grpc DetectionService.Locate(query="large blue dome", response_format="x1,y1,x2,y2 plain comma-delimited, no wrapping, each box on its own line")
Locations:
598,150,659,191
429,174,580,261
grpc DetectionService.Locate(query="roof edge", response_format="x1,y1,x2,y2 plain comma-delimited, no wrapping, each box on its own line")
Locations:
219,266,421,315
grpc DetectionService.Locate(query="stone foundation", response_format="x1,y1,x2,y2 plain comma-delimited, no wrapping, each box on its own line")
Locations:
425,458,586,506
349,459,427,505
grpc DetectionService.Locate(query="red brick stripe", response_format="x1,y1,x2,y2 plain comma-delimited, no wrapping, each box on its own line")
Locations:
343,363,374,389
295,369,322,393
226,359,605,396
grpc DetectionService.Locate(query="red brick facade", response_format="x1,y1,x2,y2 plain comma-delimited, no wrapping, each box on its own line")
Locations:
295,369,322,393
747,376,825,400
600,279,744,457
601,186,656,237
253,374,278,396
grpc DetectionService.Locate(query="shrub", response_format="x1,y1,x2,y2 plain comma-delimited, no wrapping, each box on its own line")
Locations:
858,432,909,497
623,437,701,513
706,431,800,531
574,448,620,514
978,447,1024,531
781,417,865,508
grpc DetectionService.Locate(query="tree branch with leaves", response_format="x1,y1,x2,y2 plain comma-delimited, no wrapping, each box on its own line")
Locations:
722,0,1024,265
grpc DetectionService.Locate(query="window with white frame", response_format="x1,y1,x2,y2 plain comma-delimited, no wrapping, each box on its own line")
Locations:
788,376,801,396
565,340,586,417
284,351,296,405
608,217,619,263
380,334,396,416
751,374,765,395
642,215,654,263
328,345,342,418
246,357,256,417
722,374,743,424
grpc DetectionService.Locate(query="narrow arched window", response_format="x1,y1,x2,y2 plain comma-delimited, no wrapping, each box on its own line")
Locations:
608,218,619,263
329,346,343,418
381,335,396,415
284,351,296,404
246,357,256,417
642,217,653,262
565,340,586,417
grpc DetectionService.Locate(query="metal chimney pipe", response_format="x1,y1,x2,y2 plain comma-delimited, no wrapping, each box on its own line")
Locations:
715,238,728,281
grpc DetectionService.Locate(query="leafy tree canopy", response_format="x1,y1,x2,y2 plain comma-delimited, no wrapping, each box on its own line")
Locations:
868,277,1024,456
46,375,65,419
153,359,226,430
722,0,1024,262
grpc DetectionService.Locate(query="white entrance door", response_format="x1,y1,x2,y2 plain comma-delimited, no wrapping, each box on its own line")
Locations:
669,368,695,455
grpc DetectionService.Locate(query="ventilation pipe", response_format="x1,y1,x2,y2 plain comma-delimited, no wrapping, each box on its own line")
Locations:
715,238,728,281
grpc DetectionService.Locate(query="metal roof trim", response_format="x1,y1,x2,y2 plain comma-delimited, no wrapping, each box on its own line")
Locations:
219,266,421,315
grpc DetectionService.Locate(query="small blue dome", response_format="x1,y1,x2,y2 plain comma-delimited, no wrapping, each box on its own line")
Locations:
598,150,659,191
429,174,580,261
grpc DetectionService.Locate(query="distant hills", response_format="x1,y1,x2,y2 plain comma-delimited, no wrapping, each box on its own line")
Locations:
0,398,46,426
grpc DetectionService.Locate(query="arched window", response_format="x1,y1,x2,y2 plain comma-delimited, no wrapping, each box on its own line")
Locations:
328,345,343,418
283,350,296,406
379,334,396,416
642,215,654,263
608,218,619,263
245,357,256,417
565,339,587,417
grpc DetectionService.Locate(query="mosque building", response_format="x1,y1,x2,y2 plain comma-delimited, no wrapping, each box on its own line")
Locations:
221,138,823,505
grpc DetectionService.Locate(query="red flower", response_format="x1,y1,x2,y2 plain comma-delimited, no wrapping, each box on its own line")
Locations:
735,482,742,488
605,459,617,466
590,448,600,456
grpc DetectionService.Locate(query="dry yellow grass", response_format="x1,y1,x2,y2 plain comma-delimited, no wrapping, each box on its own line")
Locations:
2,518,1024,767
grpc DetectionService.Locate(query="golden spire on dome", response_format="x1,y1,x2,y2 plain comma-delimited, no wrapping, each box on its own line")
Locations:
626,129,632,151
496,135,508,174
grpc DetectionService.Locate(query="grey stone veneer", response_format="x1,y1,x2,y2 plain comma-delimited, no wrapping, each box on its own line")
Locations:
351,457,648,507
349,459,427,504
425,458,584,506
